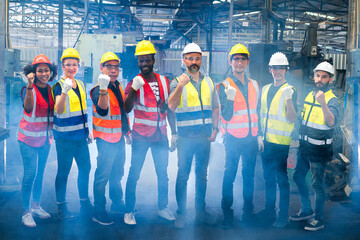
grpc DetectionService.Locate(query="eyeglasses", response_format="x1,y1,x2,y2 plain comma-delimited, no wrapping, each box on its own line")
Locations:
138,59,152,64
232,57,248,63
185,57,201,62
64,63,78,68
104,64,120,70
270,66,287,70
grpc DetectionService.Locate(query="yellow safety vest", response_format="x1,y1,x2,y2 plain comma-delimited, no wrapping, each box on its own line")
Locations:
260,83,295,145
300,89,337,146
52,78,88,140
175,76,214,137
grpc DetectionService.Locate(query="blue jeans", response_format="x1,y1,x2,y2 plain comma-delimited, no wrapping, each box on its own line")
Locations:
221,134,257,215
19,141,50,211
55,139,91,203
176,136,210,216
293,147,327,220
125,139,169,212
261,141,290,217
93,138,125,212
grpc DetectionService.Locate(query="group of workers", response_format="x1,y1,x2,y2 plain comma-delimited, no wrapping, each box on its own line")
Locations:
17,39,339,233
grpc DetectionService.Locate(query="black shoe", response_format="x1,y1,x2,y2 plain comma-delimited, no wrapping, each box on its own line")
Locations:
92,211,114,226
194,210,216,225
57,203,75,221
289,210,314,222
256,208,276,223
304,218,324,231
80,199,94,218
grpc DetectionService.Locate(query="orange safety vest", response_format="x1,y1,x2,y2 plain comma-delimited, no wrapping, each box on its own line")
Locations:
91,82,129,143
218,77,259,138
132,73,169,137
18,84,54,147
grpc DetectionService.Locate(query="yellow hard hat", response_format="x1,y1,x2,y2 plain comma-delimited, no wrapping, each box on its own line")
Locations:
229,44,250,57
135,40,156,56
61,48,80,62
100,52,120,64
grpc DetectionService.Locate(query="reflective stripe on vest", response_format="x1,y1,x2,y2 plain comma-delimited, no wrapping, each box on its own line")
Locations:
133,73,168,137
260,83,295,145
91,81,129,143
299,134,333,145
219,77,259,138
300,89,337,146
52,79,88,139
18,84,54,147
175,76,214,136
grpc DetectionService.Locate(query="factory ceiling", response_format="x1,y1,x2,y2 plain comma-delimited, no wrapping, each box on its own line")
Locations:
8,0,348,52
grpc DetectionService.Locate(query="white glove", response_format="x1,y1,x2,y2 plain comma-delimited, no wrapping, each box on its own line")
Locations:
282,86,294,100
224,86,237,101
62,78,73,94
169,134,178,152
132,76,145,91
98,74,110,90
257,136,264,152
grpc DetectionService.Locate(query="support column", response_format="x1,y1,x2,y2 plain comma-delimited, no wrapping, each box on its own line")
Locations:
0,0,7,182
228,0,233,51
58,0,64,78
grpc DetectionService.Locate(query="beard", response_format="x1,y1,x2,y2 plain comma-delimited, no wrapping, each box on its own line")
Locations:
140,64,153,75
187,64,200,73
314,82,329,92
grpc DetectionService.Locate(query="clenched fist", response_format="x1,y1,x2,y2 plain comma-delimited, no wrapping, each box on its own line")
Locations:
178,73,190,87
26,72,35,88
315,90,326,105
62,78,73,94
132,76,145,91
225,85,237,101
98,74,110,90
282,86,294,100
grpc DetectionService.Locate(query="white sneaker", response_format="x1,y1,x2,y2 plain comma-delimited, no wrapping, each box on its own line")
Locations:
124,212,136,225
157,208,176,221
22,213,36,228
31,206,51,219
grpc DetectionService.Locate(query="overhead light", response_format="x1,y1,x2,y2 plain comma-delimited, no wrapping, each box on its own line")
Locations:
305,11,336,20
103,0,116,4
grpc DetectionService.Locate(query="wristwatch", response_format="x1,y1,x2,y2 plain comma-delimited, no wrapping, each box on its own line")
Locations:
212,127,219,132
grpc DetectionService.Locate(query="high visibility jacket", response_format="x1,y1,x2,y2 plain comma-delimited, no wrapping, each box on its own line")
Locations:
132,73,169,137
18,84,54,147
90,82,129,143
299,89,338,151
260,83,295,145
175,76,214,137
218,77,259,138
52,79,88,140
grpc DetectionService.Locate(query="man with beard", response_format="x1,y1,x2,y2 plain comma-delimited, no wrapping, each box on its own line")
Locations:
168,43,219,229
217,43,261,228
257,52,297,228
290,61,340,231
123,40,176,225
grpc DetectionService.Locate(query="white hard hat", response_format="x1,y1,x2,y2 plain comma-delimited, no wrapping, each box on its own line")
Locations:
313,61,334,75
268,52,289,66
182,43,202,57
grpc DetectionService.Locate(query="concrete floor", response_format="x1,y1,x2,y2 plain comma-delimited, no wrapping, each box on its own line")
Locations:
1,140,360,240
